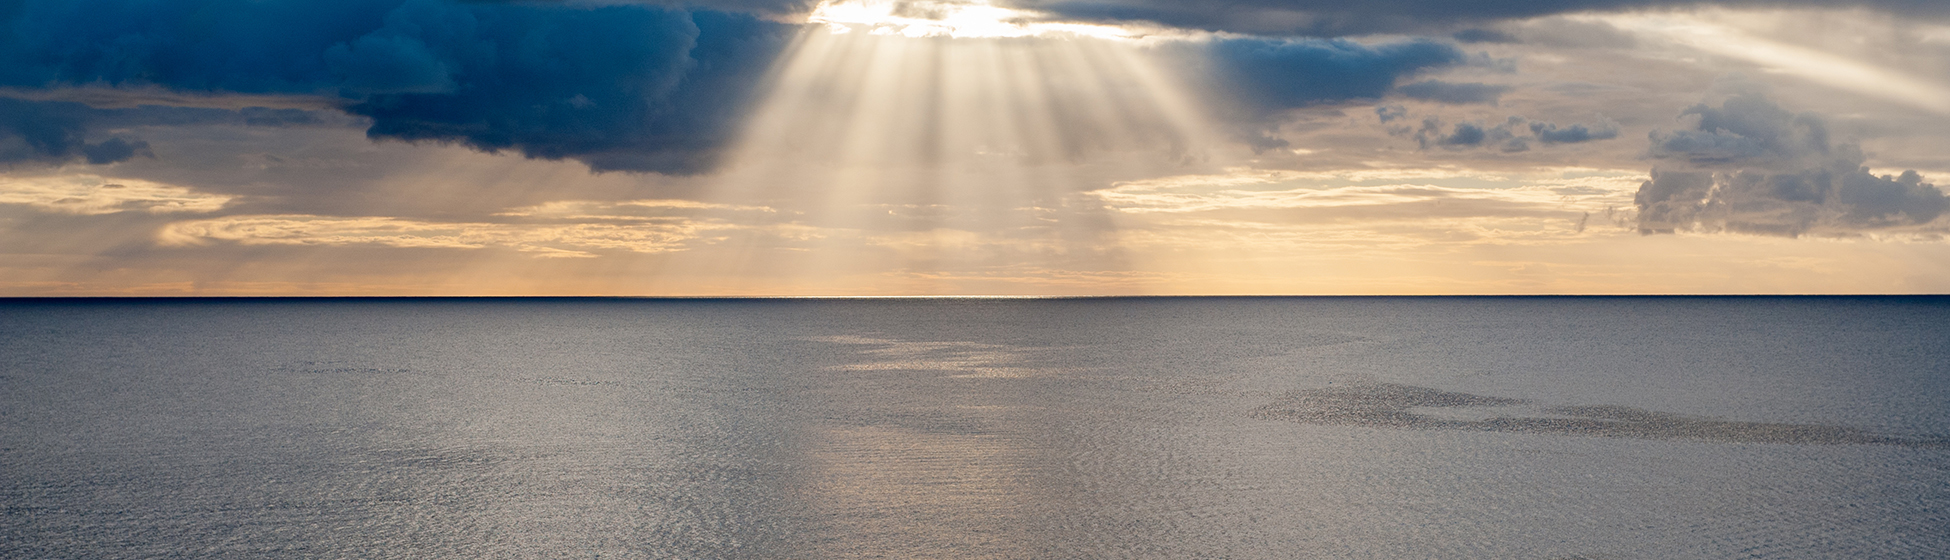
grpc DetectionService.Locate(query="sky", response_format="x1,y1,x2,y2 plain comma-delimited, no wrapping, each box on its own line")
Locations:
2,0,1949,295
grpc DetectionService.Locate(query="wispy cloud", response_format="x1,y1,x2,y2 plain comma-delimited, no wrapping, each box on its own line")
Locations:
0,175,230,215
494,199,780,219
157,214,735,258
1089,167,1639,214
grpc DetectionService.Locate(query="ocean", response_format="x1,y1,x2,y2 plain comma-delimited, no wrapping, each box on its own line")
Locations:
3,297,1947,558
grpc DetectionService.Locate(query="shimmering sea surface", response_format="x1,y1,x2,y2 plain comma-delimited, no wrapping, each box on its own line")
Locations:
3,296,1947,559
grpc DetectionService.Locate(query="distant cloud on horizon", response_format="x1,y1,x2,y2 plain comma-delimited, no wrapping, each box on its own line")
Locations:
1636,93,1948,237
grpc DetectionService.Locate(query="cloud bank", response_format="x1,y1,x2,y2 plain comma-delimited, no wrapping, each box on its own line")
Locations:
1396,80,1511,105
1403,115,1619,152
1635,93,1947,236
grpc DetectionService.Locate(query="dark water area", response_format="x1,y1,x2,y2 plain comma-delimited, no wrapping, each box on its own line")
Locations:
3,296,1947,558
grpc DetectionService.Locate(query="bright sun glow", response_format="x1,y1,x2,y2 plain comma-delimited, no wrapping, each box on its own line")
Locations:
807,0,1135,39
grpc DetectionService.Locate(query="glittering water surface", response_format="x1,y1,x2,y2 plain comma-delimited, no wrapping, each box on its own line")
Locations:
3,297,1947,558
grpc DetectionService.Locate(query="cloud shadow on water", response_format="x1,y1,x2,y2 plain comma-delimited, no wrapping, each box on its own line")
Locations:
1254,383,1949,448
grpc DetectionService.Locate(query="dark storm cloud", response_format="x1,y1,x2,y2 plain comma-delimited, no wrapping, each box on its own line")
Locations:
1401,114,1620,153
1183,37,1465,150
78,137,150,165
1451,29,1520,44
0,0,794,174
1412,117,1527,152
1395,80,1510,105
1529,119,1619,144
1635,94,1947,236
339,5,791,173
0,98,150,165
1204,38,1465,109
455,0,818,18
1010,0,1950,36
1430,121,1489,147
1375,104,1409,123
0,97,344,167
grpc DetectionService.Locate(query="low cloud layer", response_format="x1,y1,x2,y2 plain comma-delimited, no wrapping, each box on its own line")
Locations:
0,98,152,165
1395,80,1510,105
1531,120,1620,144
0,0,793,173
0,97,337,167
1635,93,1947,237
1403,114,1619,152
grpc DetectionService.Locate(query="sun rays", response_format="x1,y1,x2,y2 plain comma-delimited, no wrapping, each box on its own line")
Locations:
806,0,1137,40
678,5,1217,293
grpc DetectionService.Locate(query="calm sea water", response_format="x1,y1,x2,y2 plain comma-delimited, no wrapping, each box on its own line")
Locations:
2,297,1947,558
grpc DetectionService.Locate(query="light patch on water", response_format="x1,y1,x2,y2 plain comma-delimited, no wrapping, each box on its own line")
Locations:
812,335,1074,378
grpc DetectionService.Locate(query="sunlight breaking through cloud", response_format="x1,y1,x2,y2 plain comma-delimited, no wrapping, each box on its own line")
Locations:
1600,11,1950,114
808,0,1136,39
677,16,1215,292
